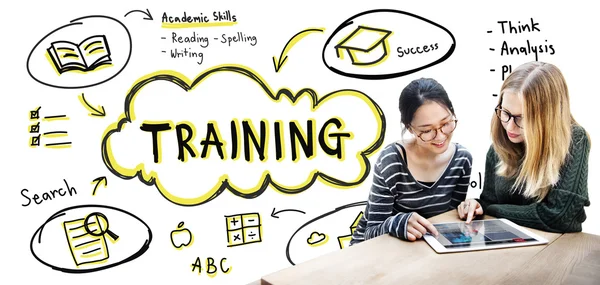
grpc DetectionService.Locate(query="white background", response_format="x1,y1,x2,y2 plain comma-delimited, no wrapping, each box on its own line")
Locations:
1,0,598,284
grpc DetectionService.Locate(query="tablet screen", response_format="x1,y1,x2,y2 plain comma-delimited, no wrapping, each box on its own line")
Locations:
430,219,538,249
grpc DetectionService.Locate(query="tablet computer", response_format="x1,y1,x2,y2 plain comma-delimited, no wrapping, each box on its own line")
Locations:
423,218,549,253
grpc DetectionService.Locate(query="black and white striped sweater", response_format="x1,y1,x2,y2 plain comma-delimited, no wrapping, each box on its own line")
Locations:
350,142,472,245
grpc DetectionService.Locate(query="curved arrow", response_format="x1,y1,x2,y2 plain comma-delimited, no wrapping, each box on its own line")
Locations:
124,9,153,20
271,208,306,218
273,28,325,72
79,93,106,117
92,176,107,196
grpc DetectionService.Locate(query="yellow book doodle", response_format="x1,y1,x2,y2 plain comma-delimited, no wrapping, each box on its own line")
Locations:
335,26,392,66
47,35,112,74
63,217,110,266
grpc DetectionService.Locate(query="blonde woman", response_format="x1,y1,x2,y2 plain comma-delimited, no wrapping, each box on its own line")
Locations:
458,61,591,233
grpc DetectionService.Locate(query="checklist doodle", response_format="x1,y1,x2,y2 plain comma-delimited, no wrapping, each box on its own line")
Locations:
225,212,262,247
28,106,72,148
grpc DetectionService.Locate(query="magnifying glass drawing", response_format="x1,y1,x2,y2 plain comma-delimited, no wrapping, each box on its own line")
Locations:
84,212,119,241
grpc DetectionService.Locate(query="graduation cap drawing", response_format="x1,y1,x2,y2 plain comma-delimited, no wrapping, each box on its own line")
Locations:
335,26,392,66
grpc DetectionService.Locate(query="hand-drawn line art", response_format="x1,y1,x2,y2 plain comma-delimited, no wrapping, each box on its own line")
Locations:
286,201,366,265
79,93,106,117
31,204,151,273
322,9,456,80
29,106,43,147
161,10,237,29
307,231,328,247
21,179,78,207
47,35,112,74
336,211,363,249
271,207,306,218
63,212,119,267
171,221,194,249
335,26,392,66
191,256,232,276
91,176,107,196
273,28,325,72
27,15,132,89
30,106,41,120
101,64,386,206
124,8,153,21
28,106,71,148
225,212,262,247
30,135,41,147
29,122,40,133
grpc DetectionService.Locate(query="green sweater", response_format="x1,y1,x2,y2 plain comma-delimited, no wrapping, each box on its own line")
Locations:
477,125,591,233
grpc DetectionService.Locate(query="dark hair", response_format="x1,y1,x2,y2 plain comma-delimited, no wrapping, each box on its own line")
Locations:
398,78,455,135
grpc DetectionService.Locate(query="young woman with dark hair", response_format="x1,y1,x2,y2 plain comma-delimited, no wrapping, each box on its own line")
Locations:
350,78,473,245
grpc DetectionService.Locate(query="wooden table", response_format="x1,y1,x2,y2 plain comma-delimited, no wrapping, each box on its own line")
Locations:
500,232,600,284
260,210,600,285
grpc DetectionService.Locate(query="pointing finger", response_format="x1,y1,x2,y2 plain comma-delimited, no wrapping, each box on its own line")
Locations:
418,216,439,236
466,203,475,224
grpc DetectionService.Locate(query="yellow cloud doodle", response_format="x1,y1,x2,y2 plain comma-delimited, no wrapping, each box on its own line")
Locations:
287,201,366,265
101,64,385,206
307,231,328,247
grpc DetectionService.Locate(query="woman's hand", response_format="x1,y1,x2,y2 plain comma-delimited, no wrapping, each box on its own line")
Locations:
458,199,484,223
406,213,439,241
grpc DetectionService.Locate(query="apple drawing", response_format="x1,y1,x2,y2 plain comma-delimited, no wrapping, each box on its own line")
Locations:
170,221,193,249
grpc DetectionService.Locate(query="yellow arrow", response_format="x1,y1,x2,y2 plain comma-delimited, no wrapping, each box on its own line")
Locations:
78,93,106,117
92,176,107,196
273,28,325,72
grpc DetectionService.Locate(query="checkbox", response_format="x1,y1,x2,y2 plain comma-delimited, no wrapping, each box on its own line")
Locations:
29,107,41,120
30,135,41,146
29,122,40,133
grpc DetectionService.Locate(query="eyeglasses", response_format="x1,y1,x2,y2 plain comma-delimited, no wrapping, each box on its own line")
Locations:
495,106,524,129
411,119,458,142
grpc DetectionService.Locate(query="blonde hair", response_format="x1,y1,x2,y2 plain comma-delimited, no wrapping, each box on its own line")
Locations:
491,61,576,201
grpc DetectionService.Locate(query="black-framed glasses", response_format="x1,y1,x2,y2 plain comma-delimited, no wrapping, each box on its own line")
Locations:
495,106,524,129
411,119,458,142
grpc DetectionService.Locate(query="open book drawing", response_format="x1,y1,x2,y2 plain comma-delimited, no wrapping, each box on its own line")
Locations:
47,35,112,74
